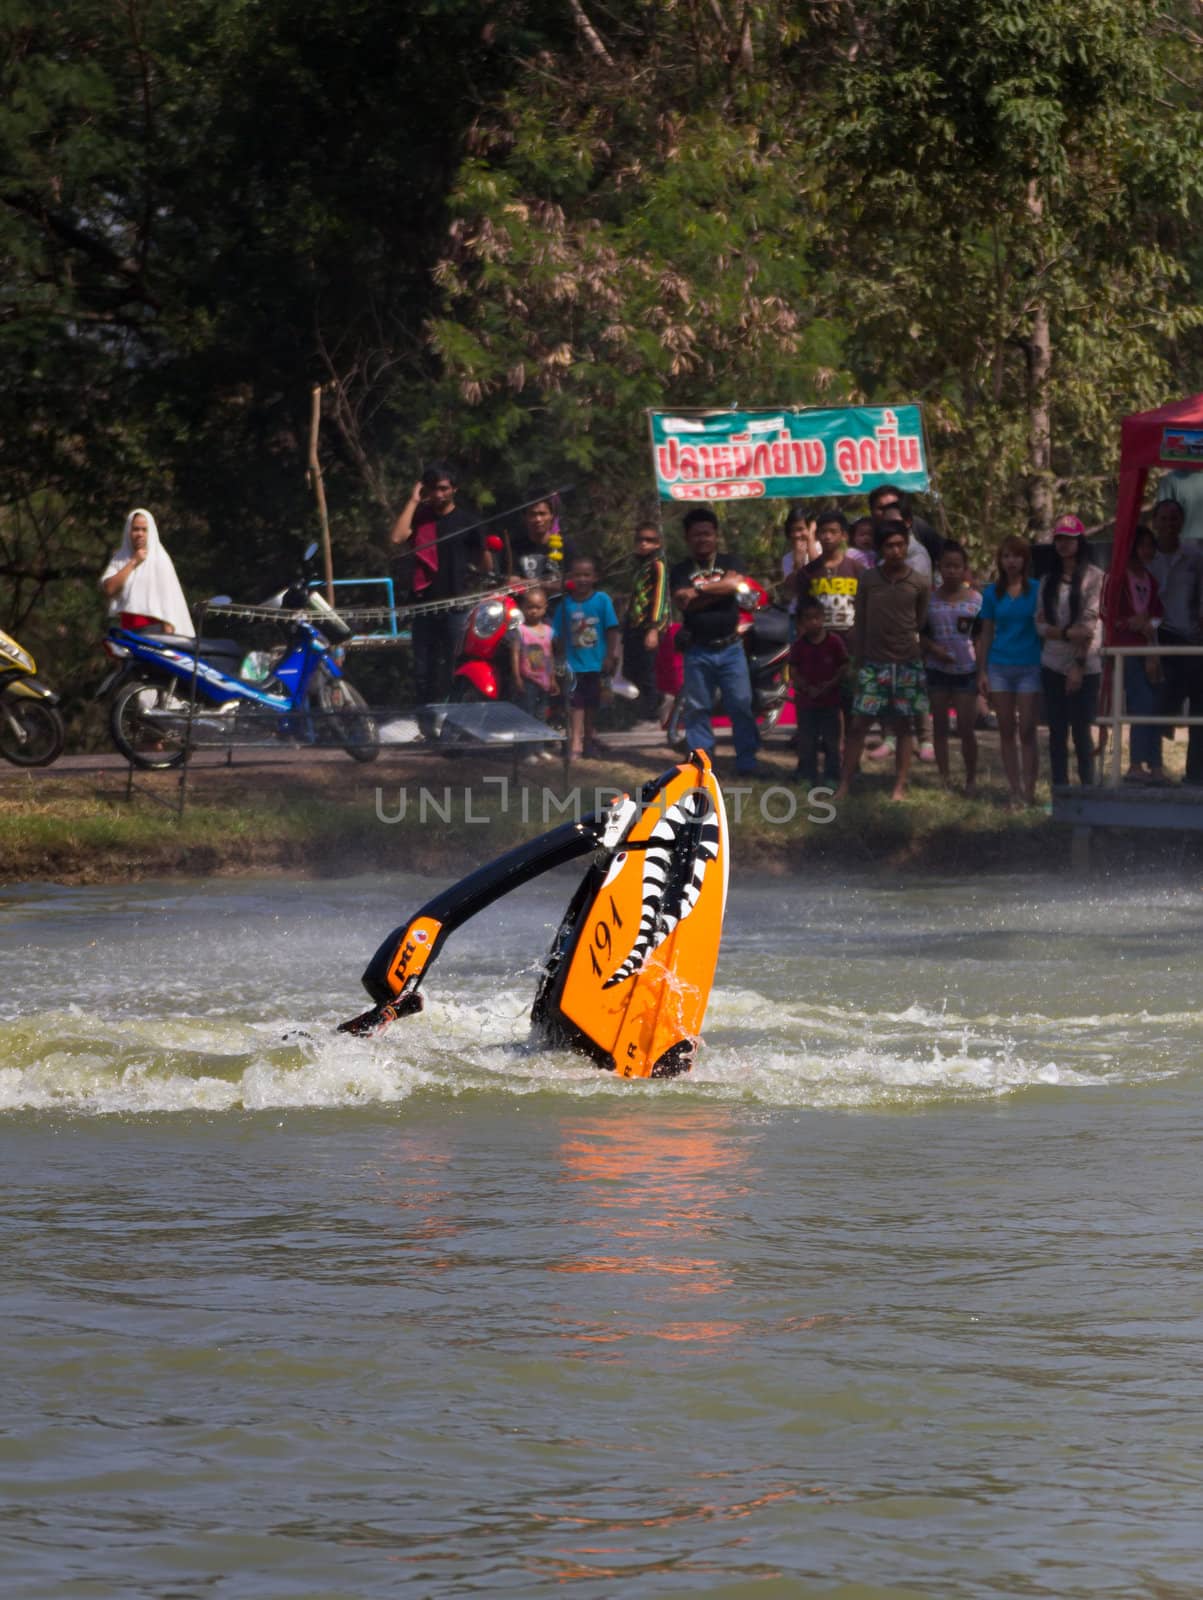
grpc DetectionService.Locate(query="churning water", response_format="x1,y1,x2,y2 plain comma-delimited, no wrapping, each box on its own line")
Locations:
3,872,1203,1597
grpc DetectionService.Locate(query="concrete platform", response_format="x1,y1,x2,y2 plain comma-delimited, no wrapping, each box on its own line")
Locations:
1052,782,1203,831
1053,780,1203,869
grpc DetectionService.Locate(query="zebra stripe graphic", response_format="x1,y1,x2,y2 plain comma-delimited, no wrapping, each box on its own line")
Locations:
604,789,720,988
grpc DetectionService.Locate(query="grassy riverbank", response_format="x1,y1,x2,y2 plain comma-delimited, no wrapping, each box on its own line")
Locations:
3,744,1197,886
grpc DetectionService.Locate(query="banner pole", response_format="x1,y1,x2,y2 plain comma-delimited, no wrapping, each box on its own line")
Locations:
646,408,664,542
916,404,949,537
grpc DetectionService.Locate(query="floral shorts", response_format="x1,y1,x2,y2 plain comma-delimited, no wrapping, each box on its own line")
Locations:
853,660,930,721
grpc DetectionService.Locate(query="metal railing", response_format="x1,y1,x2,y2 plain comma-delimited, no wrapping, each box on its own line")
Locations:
315,577,406,642
1101,643,1203,788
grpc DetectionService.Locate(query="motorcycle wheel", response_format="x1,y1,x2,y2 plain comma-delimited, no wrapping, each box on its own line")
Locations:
318,677,379,763
449,677,489,703
110,681,189,770
0,696,66,767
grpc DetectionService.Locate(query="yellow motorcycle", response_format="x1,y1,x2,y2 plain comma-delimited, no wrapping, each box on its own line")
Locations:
0,626,66,766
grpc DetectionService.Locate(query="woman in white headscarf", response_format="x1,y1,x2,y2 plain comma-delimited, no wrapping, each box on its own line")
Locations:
100,509,193,636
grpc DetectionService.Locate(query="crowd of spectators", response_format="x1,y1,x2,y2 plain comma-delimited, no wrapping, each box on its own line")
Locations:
383,463,1203,798
92,458,1200,800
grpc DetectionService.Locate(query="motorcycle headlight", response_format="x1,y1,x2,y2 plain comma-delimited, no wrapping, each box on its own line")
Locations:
469,600,506,641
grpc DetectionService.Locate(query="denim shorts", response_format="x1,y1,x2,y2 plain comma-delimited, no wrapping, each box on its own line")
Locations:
987,661,1042,695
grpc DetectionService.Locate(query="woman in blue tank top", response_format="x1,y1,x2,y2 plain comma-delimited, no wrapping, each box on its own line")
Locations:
977,536,1041,808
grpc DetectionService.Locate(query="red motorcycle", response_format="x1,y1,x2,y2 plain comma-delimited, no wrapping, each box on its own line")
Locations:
450,590,524,701
665,578,793,751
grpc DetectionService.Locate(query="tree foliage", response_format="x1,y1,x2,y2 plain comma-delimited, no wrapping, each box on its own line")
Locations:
1,0,1201,716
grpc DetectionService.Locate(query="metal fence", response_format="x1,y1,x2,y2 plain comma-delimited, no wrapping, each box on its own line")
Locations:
1101,644,1203,788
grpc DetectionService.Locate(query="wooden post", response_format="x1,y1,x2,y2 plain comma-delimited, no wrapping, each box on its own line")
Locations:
308,384,336,603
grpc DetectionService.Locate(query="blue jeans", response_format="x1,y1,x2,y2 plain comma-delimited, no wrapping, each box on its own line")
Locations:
682,641,760,771
1124,656,1161,769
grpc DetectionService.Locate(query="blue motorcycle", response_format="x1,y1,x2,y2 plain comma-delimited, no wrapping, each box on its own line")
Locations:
100,547,378,769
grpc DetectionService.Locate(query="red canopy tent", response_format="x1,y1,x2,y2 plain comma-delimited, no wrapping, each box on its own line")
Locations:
1106,391,1203,633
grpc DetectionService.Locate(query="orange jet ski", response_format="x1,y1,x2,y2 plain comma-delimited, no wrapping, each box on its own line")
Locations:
339,752,729,1077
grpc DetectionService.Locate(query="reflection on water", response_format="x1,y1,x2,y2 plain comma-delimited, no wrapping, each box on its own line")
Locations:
553,1110,747,1348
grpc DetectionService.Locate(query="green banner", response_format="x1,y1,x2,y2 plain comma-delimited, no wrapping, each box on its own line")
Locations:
649,404,928,502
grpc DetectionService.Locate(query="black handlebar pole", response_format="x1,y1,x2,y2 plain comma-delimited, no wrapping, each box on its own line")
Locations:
338,814,605,1036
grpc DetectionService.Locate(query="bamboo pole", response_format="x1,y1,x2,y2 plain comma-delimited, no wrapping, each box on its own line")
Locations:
307,384,335,603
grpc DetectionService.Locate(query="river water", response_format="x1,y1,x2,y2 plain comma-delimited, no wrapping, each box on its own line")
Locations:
2,870,1202,1598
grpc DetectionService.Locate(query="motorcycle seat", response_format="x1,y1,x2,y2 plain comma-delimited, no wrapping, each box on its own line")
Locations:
746,606,791,649
140,634,246,674
137,630,241,649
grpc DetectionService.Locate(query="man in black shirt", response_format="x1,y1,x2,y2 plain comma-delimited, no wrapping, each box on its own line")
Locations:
390,463,491,706
669,508,764,776
508,496,571,595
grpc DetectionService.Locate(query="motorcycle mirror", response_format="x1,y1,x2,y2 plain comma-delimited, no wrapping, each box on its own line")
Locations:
485,533,505,553
303,541,319,563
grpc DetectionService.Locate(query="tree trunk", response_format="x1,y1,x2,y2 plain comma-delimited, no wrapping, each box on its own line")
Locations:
307,385,336,603
1024,181,1054,537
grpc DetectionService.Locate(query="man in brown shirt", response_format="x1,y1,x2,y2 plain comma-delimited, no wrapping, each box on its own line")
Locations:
834,523,931,803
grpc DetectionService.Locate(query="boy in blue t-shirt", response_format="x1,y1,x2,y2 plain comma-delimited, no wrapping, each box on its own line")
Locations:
553,556,620,759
